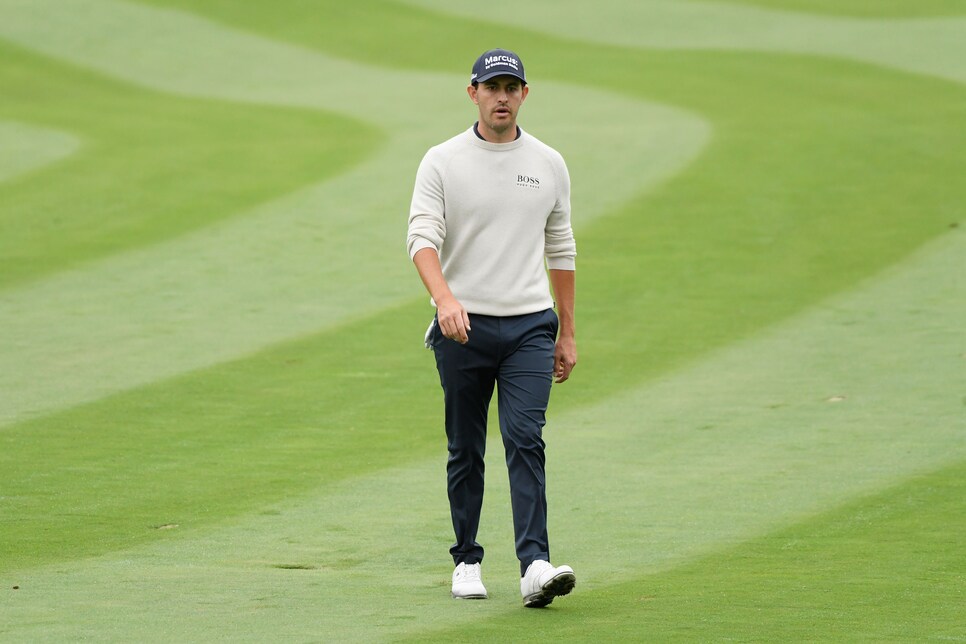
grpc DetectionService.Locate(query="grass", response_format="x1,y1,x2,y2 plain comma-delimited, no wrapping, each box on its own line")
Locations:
0,299,441,570
0,0,963,640
0,40,381,288
705,0,966,18
406,459,966,642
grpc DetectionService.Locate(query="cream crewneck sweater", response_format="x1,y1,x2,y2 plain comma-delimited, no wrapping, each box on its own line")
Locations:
408,126,576,317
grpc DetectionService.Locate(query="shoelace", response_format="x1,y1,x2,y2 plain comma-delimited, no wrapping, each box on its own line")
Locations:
462,564,481,581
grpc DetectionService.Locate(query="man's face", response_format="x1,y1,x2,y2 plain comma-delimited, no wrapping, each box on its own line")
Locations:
467,75,529,139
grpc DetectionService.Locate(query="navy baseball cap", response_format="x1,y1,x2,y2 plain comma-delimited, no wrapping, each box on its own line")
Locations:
471,48,526,85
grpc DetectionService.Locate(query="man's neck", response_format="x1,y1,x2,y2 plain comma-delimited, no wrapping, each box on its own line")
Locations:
474,122,521,143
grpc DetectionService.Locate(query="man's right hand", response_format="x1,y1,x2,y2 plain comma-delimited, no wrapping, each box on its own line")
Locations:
411,248,470,344
437,296,471,344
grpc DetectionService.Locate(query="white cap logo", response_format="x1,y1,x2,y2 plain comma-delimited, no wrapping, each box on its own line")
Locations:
484,55,519,70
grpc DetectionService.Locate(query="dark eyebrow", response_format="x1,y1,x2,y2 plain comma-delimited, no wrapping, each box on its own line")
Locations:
484,80,520,89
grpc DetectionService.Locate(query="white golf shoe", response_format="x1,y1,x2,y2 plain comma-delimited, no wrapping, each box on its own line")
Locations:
451,562,488,599
520,560,576,608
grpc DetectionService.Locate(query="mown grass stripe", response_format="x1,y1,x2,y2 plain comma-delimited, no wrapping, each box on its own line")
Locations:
401,0,966,85
705,0,966,18
0,39,381,289
0,121,79,184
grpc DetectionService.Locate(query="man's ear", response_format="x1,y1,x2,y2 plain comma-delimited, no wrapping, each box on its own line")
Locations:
467,84,479,104
521,84,529,103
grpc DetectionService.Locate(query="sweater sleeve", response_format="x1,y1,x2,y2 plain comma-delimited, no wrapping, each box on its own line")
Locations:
545,152,576,270
407,150,446,259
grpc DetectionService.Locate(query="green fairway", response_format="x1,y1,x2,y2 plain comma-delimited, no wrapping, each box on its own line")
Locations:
0,41,381,288
1,0,964,640
708,0,964,18
408,460,966,642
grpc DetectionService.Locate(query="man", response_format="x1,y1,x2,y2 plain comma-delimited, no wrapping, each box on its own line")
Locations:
407,48,578,608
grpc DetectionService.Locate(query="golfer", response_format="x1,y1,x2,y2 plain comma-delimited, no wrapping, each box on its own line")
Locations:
407,48,577,608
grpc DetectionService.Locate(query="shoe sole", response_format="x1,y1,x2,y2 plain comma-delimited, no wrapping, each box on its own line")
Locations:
523,570,576,608
452,592,488,599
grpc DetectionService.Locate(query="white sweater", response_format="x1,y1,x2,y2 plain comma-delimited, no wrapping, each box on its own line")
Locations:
408,127,576,316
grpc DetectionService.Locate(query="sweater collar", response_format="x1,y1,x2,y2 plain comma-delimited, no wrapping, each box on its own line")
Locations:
469,123,525,150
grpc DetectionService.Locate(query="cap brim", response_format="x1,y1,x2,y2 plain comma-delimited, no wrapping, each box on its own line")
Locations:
474,70,527,84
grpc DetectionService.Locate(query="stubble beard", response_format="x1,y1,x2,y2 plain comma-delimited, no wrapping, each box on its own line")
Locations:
484,112,515,136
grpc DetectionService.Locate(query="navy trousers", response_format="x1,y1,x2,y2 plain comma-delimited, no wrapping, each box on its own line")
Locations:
429,308,558,576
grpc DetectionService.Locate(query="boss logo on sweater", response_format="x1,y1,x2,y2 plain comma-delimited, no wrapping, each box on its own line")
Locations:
516,174,541,189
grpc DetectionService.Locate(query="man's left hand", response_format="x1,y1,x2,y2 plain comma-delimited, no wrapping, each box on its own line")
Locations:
553,336,577,383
